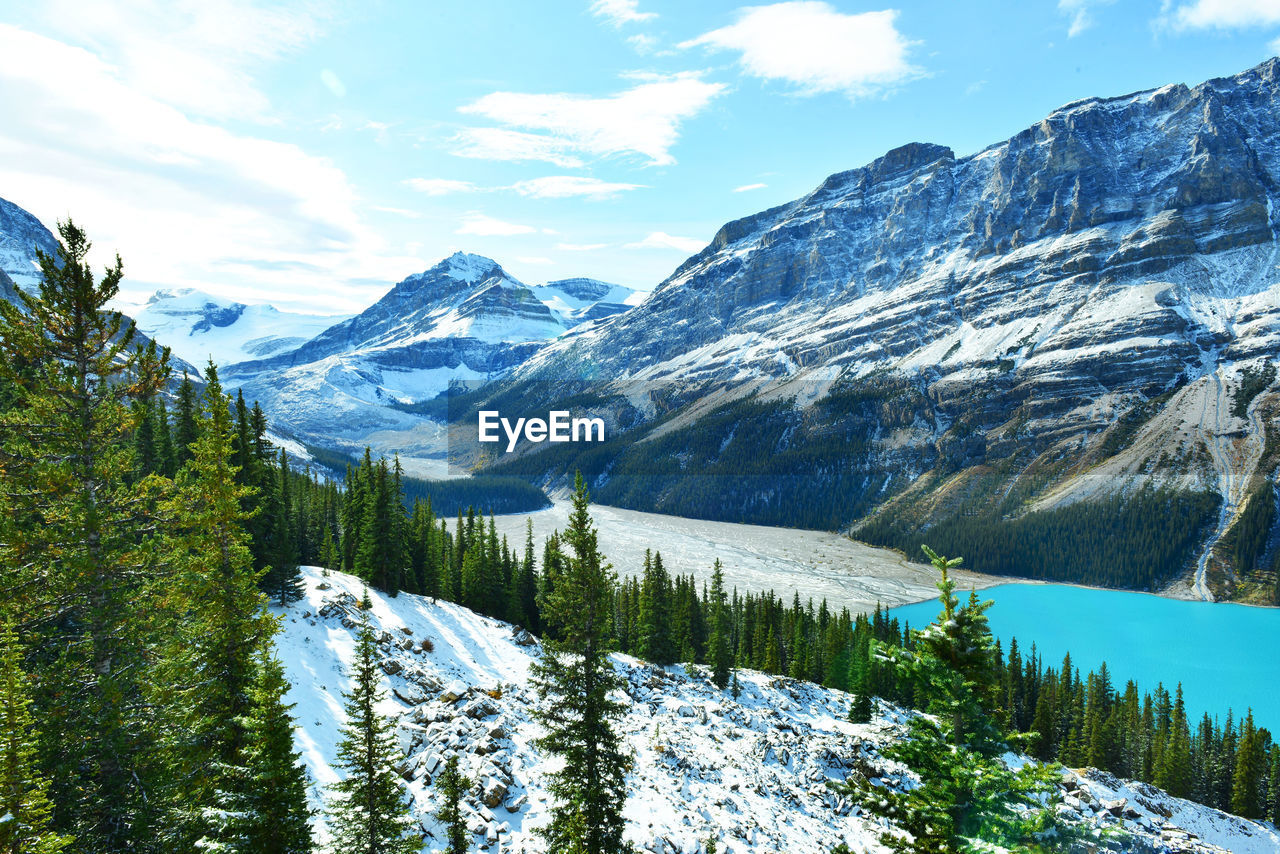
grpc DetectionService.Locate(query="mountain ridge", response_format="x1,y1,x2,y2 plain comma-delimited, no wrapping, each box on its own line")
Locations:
462,57,1280,600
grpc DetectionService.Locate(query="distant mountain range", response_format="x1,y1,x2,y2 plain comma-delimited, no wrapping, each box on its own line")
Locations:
220,253,644,476
131,288,349,369
3,58,1279,598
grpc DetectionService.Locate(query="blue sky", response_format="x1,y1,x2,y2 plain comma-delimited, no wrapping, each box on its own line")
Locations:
1,0,1279,313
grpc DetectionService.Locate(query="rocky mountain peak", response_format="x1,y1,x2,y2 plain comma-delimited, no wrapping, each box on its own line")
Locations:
441,251,505,283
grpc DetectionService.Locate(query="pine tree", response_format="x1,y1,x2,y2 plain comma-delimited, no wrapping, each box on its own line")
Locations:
163,363,274,846
0,624,71,854
233,644,314,853
0,220,172,850
530,474,630,854
433,756,470,854
327,592,418,854
707,560,731,689
1231,709,1266,819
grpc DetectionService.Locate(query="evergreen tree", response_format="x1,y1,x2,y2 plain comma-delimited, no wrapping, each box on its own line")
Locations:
0,625,70,854
232,644,314,853
1231,710,1267,819
262,449,304,606
0,220,172,851
163,363,274,847
707,560,731,689
433,756,470,854
173,371,200,467
530,474,630,854
326,592,418,854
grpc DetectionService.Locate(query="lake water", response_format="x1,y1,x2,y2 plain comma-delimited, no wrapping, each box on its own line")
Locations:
889,583,1280,732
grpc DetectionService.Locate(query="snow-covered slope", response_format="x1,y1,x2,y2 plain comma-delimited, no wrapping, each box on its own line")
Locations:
0,194,58,292
132,288,348,368
277,566,1280,853
224,254,644,472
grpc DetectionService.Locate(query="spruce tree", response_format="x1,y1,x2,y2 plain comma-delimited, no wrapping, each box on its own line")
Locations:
707,560,731,689
0,624,70,854
0,220,172,851
262,449,305,606
326,592,418,854
530,474,630,854
1231,709,1266,819
163,363,274,847
232,644,314,853
174,371,200,467
433,756,470,854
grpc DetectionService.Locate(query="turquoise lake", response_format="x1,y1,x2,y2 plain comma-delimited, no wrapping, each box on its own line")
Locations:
888,583,1280,732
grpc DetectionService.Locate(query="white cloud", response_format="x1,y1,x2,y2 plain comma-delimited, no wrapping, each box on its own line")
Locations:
590,0,656,28
1059,0,1115,37
1271,34,1280,52
626,231,705,252
404,178,479,196
680,2,920,97
456,73,727,167
1162,0,1280,29
35,0,327,122
0,22,410,314
733,182,767,192
456,212,536,236
371,206,422,218
510,176,643,199
320,68,346,97
627,33,658,53
450,128,587,169
556,242,609,251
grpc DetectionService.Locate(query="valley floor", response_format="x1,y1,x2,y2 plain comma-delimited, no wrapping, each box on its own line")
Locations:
493,500,1002,615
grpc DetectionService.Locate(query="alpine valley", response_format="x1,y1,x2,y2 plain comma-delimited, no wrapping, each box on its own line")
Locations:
6,47,1280,854
3,59,1280,600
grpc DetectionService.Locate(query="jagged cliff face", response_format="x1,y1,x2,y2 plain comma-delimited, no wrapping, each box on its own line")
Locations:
484,60,1280,593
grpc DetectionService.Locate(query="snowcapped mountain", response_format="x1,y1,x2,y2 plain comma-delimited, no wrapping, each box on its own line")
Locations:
279,565,1280,853
463,58,1280,597
132,287,348,370
0,194,58,292
223,253,644,472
